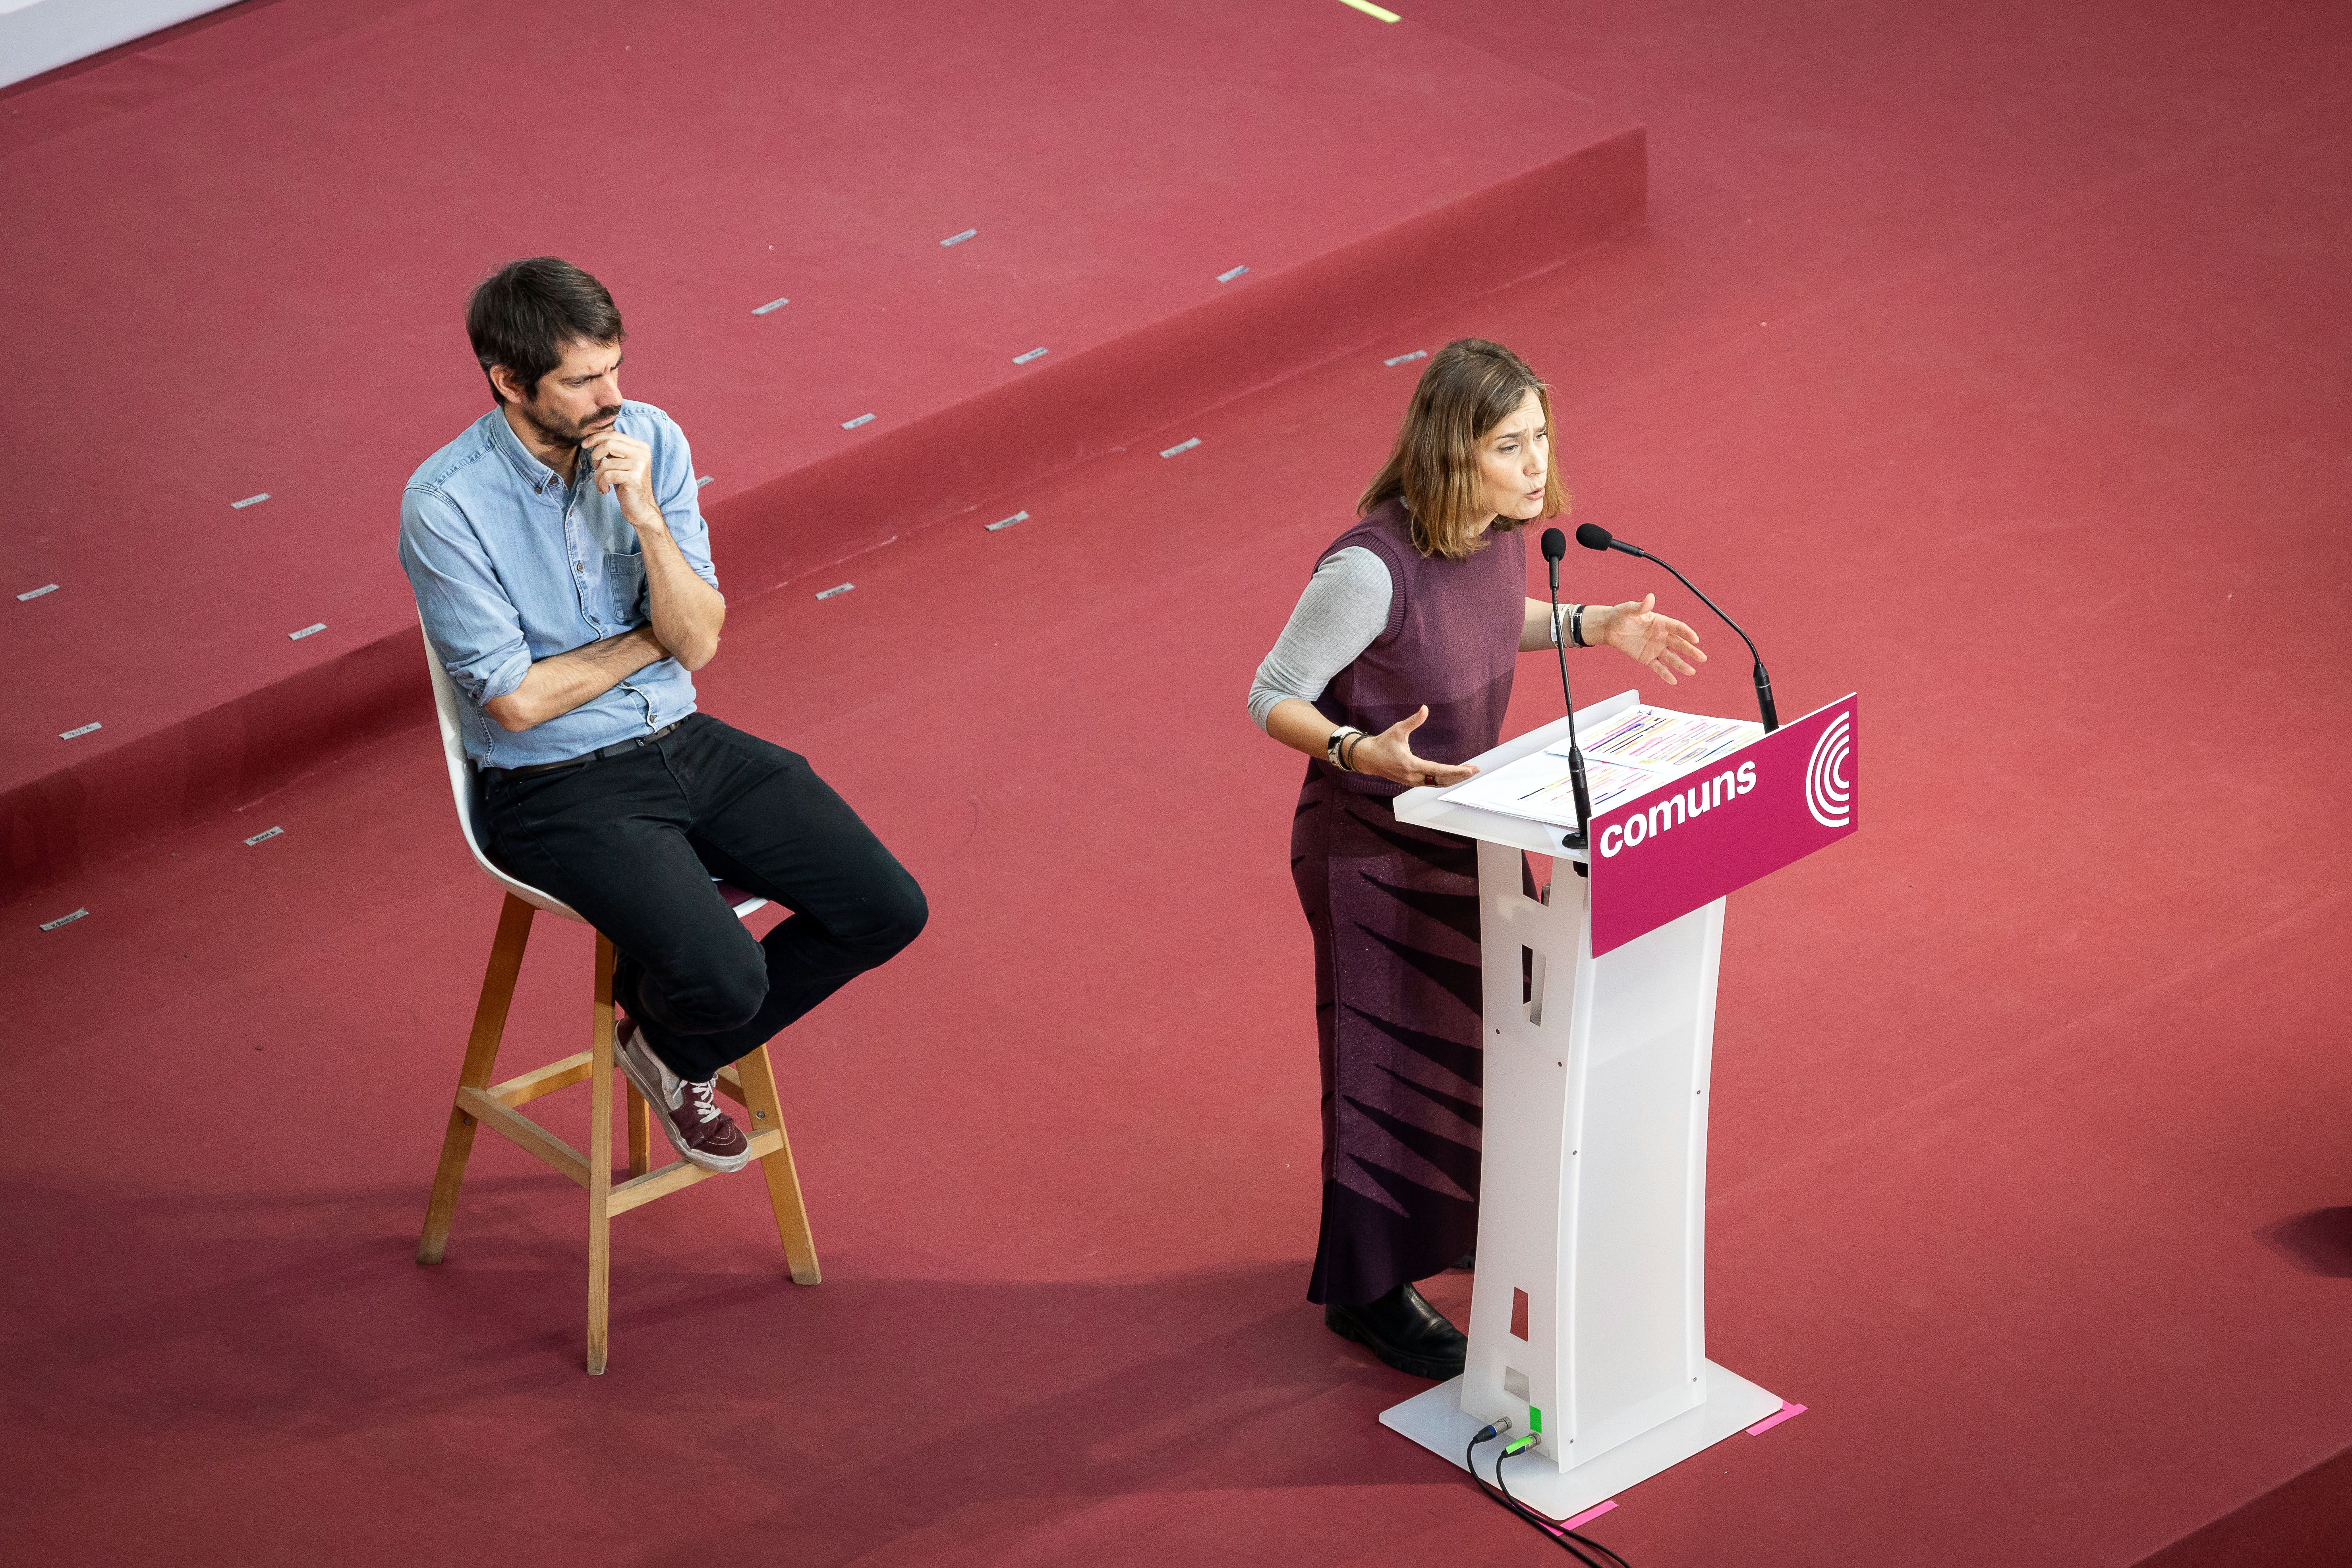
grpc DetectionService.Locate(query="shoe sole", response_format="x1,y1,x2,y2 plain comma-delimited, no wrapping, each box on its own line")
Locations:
611,1024,753,1175
1325,1311,1465,1381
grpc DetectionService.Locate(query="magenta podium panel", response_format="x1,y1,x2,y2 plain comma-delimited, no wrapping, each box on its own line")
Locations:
1589,695,1859,957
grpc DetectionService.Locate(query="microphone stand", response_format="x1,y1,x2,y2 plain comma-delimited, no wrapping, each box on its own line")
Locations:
1543,546,1594,851
1598,537,1779,733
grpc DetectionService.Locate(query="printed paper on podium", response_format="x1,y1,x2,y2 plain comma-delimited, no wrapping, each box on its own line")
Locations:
1440,703,1763,830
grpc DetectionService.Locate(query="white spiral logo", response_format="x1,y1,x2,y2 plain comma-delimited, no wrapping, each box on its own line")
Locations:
1805,711,1853,829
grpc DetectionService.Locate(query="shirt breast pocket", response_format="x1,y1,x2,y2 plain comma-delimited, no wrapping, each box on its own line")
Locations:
603,550,648,623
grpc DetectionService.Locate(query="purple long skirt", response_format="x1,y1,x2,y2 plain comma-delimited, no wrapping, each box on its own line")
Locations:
1291,764,1485,1307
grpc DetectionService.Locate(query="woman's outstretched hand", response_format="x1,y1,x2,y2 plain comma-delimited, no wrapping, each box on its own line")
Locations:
1351,706,1480,789
1591,593,1707,684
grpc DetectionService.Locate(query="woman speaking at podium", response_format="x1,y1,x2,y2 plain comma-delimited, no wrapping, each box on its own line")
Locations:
1248,339,1704,1380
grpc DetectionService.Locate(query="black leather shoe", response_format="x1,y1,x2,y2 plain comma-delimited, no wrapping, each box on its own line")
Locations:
1325,1282,1467,1380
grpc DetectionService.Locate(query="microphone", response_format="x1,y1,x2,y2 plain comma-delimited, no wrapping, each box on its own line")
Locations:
1538,528,1592,848
1575,523,1779,731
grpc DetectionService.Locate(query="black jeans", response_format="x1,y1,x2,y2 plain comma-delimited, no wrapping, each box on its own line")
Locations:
480,713,927,1081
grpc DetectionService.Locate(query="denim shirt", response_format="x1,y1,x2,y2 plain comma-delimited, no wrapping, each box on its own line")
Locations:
399,402,718,768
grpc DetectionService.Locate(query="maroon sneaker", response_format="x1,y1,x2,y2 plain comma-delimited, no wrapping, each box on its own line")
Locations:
613,1017,753,1174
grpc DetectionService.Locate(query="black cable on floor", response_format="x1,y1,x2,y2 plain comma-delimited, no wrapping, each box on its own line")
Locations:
1499,1444,1631,1568
1465,1427,1633,1566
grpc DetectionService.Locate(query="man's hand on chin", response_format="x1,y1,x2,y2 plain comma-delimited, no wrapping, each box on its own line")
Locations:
583,428,664,531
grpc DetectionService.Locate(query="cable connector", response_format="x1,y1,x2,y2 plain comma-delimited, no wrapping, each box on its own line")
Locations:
1503,1433,1542,1457
1471,1416,1515,1445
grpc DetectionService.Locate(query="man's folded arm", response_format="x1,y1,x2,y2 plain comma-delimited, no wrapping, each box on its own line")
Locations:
484,627,668,732
400,484,668,734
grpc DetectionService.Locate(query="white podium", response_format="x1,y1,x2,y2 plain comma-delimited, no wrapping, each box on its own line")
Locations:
1378,689,1784,1517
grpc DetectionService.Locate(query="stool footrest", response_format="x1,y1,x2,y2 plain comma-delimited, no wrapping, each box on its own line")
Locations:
458,1085,787,1216
607,1128,787,1216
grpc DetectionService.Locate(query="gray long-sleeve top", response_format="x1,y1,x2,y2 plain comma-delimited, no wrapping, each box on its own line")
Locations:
1247,546,1394,731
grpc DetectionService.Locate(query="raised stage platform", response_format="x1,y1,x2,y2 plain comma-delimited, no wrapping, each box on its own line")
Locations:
0,0,1642,896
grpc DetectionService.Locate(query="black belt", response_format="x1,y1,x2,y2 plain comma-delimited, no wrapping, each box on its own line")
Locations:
487,720,682,778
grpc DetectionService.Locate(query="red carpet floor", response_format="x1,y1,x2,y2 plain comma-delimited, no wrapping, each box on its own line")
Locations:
5,0,2351,1564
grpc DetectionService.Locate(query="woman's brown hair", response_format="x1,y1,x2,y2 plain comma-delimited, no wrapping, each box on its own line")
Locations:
1358,338,1569,560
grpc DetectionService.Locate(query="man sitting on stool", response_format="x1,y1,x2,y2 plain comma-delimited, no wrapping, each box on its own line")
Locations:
399,256,927,1171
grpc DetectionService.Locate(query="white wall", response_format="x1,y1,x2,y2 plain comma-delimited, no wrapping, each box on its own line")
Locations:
1,0,238,91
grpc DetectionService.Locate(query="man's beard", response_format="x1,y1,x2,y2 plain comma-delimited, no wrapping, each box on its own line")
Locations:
518,397,620,450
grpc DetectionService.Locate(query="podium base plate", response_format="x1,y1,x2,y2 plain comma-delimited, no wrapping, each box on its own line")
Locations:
1379,1362,1783,1518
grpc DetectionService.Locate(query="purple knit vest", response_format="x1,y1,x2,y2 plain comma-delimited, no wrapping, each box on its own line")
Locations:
1314,499,1527,798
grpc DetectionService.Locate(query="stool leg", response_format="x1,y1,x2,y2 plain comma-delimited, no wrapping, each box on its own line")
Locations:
419,893,535,1265
733,1043,821,1285
587,934,617,1375
625,1083,653,1179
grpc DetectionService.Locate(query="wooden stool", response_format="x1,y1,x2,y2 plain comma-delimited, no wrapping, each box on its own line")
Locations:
412,619,818,1374
416,891,819,1373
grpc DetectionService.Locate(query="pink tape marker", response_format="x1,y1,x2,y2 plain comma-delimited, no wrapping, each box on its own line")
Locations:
1558,1500,1618,1530
1746,1400,1807,1436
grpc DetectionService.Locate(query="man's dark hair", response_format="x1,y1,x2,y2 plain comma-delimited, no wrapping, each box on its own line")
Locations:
466,257,625,404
